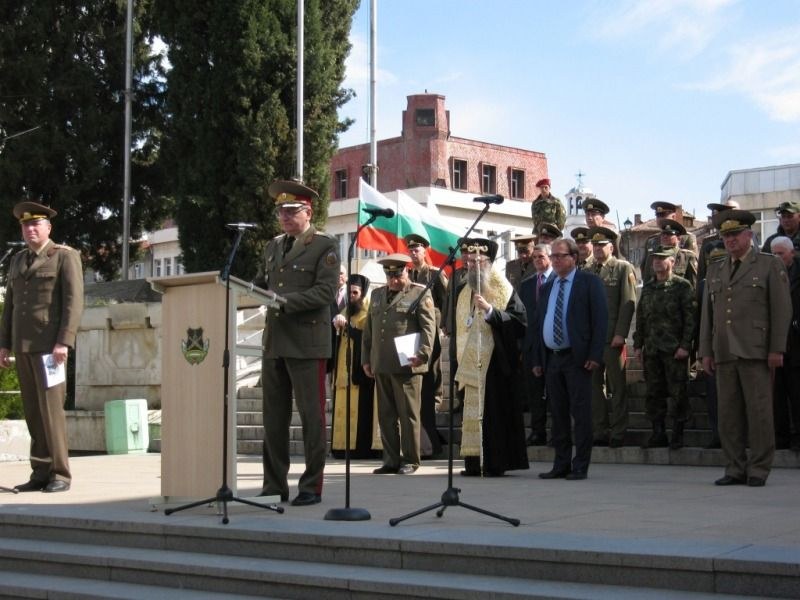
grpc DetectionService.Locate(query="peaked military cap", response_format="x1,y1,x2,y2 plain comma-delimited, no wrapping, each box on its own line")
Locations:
404,233,430,248
707,200,739,213
378,253,411,275
776,201,800,215
268,179,318,208
660,219,686,236
535,222,562,239
583,198,610,215
512,234,536,249
588,226,617,244
651,201,677,216
570,226,592,243
713,209,755,234
651,246,677,259
14,201,57,223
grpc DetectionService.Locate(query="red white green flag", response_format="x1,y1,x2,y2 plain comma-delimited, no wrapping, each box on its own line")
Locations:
357,180,464,265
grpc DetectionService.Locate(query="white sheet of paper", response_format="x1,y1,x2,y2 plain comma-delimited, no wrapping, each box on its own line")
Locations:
42,354,66,388
394,332,421,367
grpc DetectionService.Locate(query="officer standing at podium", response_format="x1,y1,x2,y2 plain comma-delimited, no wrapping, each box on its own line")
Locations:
257,180,339,506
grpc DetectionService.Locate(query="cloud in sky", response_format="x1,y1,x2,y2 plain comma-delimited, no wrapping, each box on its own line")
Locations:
696,26,800,123
591,0,737,57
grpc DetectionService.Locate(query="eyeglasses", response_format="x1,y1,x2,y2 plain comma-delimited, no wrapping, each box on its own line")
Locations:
550,253,574,259
383,271,404,279
277,207,308,217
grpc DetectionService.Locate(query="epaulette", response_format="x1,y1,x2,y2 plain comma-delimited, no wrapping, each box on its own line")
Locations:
313,230,337,241
410,282,426,289
46,243,75,257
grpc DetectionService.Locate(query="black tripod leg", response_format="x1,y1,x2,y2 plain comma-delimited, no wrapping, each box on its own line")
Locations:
164,496,217,516
389,501,444,526
457,500,520,527
230,495,284,513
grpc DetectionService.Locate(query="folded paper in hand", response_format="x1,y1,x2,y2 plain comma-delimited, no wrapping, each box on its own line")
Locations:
394,333,420,367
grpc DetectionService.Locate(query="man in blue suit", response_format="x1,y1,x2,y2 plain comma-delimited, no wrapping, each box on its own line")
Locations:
532,238,607,480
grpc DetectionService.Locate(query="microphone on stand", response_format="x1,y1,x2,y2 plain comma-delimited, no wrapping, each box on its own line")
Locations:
473,195,504,205
6,241,26,247
225,223,257,230
363,207,395,219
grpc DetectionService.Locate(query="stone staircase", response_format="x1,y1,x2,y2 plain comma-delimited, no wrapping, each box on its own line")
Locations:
0,511,797,599
236,350,800,468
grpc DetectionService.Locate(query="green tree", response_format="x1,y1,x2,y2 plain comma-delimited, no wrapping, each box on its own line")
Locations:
0,1,169,280
155,0,357,280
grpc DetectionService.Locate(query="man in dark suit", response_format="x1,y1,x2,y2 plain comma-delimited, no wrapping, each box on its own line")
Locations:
520,243,554,445
0,201,84,493
767,236,800,450
532,238,607,480
257,180,340,506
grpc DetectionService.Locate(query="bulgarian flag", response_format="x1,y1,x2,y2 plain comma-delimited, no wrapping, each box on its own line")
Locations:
358,180,464,265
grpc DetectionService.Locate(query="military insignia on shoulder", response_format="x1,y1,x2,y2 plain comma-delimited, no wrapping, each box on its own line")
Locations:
628,272,636,285
181,327,210,365
324,251,338,268
425,296,434,309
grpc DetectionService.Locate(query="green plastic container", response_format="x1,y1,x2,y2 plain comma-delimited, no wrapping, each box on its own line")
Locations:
104,399,149,454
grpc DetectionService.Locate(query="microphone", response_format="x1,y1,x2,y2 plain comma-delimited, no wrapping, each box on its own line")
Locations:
473,194,504,205
225,222,257,230
363,207,395,218
6,241,26,247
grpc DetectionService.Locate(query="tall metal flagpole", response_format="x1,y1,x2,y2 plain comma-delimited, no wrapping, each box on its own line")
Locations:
369,0,377,188
296,0,304,180
122,0,133,280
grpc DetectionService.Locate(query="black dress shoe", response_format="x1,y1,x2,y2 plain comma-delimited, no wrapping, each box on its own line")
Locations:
43,480,70,493
714,475,745,486
14,480,47,492
460,469,481,477
592,438,609,447
538,468,570,479
747,477,766,487
372,465,399,474
565,471,587,480
258,489,289,502
398,464,418,475
290,492,321,506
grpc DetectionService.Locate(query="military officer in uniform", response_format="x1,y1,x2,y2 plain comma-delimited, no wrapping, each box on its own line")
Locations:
762,201,800,255
635,247,696,449
643,219,698,288
363,254,436,474
1,201,83,493
404,233,448,456
697,201,739,282
640,201,697,283
504,234,536,293
570,227,595,271
583,198,618,232
699,210,792,487
257,180,340,506
587,227,637,447
531,178,566,232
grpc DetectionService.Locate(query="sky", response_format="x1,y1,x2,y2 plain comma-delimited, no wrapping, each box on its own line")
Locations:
336,0,800,226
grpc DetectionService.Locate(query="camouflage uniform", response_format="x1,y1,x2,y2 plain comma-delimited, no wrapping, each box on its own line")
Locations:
531,196,567,232
634,274,696,425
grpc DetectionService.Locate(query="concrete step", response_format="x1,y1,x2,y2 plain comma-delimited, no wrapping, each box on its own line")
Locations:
0,516,795,599
0,569,266,599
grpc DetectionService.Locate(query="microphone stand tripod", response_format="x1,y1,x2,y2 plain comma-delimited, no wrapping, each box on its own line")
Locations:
0,244,21,493
165,226,283,524
390,201,519,527
325,214,383,521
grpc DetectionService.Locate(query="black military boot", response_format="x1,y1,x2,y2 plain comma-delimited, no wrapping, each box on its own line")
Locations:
642,420,669,449
670,420,685,450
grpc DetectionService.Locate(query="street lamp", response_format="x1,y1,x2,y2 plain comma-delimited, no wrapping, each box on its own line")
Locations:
623,218,633,261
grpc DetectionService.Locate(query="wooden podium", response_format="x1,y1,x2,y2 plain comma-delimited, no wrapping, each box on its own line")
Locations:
148,271,270,503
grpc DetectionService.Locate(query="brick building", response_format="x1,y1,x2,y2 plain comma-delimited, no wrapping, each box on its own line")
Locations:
326,93,550,272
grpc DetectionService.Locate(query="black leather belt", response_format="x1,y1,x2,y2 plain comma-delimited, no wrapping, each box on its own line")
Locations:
548,347,572,357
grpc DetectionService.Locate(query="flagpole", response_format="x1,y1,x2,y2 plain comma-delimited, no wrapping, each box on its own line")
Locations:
369,0,377,188
296,0,304,180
